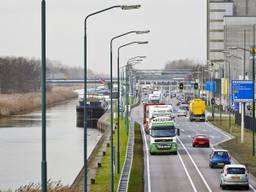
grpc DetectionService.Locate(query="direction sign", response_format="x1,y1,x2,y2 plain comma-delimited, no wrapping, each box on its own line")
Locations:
205,81,216,93
232,80,253,102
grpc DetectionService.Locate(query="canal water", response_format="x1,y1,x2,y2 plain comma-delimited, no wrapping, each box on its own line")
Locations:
0,98,102,190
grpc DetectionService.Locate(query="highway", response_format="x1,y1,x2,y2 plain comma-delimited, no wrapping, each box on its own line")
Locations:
132,99,256,192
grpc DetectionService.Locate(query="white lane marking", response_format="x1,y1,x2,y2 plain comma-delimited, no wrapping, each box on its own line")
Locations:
177,137,213,192
206,122,256,191
141,123,151,192
205,121,233,139
177,151,198,192
249,184,256,191
212,137,232,148
180,128,185,132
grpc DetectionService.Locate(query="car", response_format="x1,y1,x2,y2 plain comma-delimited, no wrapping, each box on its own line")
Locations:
209,149,231,168
220,164,249,190
176,106,187,117
192,134,210,147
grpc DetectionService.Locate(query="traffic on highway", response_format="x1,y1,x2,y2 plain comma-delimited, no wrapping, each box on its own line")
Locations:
135,85,256,192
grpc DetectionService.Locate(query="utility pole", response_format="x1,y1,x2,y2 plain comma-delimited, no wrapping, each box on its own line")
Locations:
41,1,47,191
241,29,246,143
252,25,255,156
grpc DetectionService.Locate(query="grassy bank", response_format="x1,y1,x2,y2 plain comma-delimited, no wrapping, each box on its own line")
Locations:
128,122,144,192
15,181,79,192
0,86,78,116
206,104,228,115
208,116,256,177
90,118,129,192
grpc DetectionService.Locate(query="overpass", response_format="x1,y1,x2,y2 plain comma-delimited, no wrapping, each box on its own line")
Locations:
46,78,118,84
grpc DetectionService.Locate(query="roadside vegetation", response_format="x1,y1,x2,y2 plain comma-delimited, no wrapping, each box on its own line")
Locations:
208,116,256,177
0,86,78,117
128,122,144,192
206,104,228,115
15,181,79,192
90,118,129,192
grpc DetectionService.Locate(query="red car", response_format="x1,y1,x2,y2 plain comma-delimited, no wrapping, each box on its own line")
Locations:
192,134,210,147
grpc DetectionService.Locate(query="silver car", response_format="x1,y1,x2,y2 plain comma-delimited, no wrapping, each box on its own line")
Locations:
176,105,187,117
220,164,249,190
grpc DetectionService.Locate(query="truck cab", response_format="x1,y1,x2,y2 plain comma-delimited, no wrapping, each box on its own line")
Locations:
149,121,179,155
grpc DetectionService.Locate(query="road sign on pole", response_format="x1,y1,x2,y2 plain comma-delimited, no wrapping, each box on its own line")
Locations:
232,80,253,102
205,81,216,93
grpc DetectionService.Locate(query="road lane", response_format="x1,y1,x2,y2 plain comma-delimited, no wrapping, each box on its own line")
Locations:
133,104,203,192
132,100,256,192
177,116,256,192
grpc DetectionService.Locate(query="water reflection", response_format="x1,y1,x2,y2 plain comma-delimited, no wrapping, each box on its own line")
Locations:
0,98,102,190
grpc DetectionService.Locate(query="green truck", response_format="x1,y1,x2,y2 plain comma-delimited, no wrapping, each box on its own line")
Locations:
149,120,179,155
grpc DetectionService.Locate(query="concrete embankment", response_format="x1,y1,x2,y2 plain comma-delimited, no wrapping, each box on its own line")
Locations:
71,111,110,191
0,86,78,117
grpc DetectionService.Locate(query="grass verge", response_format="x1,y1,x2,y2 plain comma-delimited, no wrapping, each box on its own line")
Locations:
90,118,129,192
208,116,256,177
206,104,228,115
128,122,144,192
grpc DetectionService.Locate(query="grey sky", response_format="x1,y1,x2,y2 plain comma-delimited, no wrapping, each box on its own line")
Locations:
0,0,206,74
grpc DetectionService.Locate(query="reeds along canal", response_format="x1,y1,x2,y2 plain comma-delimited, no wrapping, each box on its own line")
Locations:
0,97,102,190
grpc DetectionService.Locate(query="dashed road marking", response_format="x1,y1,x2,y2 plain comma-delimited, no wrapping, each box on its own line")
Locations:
178,137,213,192
177,151,198,192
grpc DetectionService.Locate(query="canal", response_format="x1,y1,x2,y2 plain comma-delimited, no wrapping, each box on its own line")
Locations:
0,97,102,190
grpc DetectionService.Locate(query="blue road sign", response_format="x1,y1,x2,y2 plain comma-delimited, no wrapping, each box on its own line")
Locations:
205,81,216,93
232,80,253,102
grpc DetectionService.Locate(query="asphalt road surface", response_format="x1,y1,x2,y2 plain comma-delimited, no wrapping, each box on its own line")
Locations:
132,99,256,192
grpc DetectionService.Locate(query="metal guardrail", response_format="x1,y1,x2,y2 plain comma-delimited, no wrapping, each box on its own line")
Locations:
117,119,135,192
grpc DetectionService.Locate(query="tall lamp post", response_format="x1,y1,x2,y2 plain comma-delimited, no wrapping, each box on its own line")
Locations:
124,58,145,136
110,31,149,175
41,1,47,191
223,47,248,143
84,5,140,192
118,41,148,136
224,43,255,155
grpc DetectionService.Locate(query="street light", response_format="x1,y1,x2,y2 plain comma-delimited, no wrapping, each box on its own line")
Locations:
118,41,148,138
110,31,149,176
84,5,140,192
120,55,146,117
41,1,47,191
223,50,245,141
224,42,256,155
126,57,146,97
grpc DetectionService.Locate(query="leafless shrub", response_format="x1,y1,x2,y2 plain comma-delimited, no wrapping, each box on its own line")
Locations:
16,180,79,192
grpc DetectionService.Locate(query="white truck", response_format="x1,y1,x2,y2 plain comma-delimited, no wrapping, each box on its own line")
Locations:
149,120,179,154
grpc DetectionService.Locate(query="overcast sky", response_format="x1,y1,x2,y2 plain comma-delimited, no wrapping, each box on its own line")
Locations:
0,0,206,74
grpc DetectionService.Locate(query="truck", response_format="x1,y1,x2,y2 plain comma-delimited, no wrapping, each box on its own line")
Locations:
148,105,174,120
189,98,206,121
148,93,161,103
145,105,174,133
143,103,164,133
149,120,179,155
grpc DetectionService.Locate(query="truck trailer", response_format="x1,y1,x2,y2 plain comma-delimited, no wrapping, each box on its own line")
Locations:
189,98,206,121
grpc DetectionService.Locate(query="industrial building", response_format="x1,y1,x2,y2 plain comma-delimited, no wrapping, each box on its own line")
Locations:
207,0,256,108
